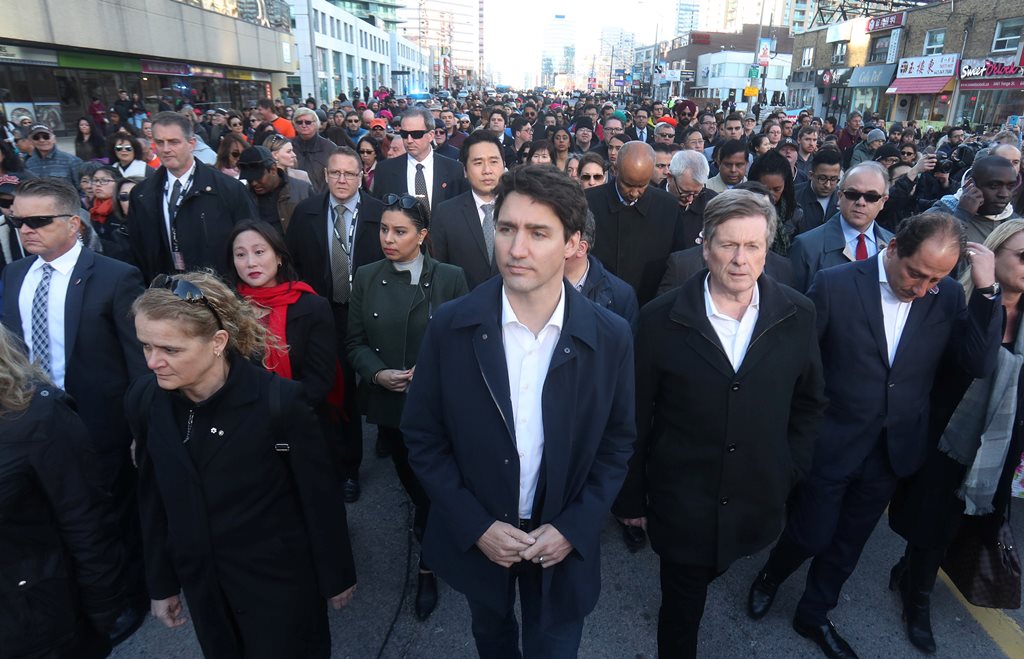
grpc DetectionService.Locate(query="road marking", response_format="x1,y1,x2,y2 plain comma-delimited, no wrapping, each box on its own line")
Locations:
939,570,1024,659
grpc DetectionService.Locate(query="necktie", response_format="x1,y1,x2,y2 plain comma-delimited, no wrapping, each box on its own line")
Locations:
330,205,351,304
481,203,495,265
414,163,429,214
855,233,868,261
167,179,182,222
31,263,53,377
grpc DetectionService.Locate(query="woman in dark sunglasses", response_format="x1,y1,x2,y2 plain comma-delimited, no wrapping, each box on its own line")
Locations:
215,133,248,179
346,193,468,621
106,133,148,179
356,135,382,191
130,271,357,658
87,166,135,263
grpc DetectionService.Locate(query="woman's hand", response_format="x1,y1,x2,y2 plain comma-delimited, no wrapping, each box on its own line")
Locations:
376,369,414,392
328,584,357,609
151,594,188,628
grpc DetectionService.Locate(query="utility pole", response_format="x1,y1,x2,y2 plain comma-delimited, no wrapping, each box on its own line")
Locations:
608,45,615,93
648,23,659,101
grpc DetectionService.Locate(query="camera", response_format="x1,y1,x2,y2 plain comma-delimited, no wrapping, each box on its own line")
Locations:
935,158,955,174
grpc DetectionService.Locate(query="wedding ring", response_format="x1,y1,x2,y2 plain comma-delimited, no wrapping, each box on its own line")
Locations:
967,249,976,257
539,556,545,563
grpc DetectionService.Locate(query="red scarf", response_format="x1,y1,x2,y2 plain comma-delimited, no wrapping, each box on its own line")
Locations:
89,197,114,225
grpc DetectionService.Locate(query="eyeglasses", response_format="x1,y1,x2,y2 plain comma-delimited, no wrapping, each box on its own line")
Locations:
92,177,116,185
9,214,73,230
673,184,704,201
358,149,376,155
656,132,675,138
346,118,361,124
371,126,385,131
901,151,916,157
327,169,360,181
579,173,605,182
229,121,242,127
31,133,52,141
117,192,131,201
840,189,884,203
814,175,841,184
400,129,428,139
114,145,134,152
149,274,225,330
294,119,316,125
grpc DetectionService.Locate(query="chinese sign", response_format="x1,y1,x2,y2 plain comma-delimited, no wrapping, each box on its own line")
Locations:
896,54,959,79
866,12,906,32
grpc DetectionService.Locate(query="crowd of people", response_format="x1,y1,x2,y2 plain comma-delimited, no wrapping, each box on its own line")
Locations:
1,84,1023,659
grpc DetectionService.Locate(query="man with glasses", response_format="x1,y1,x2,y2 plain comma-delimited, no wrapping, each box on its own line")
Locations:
653,123,676,146
788,162,894,292
23,124,82,184
343,111,367,142
794,149,841,234
292,107,339,195
938,127,966,158
2,176,149,646
588,141,686,306
287,146,387,503
371,107,466,212
591,115,626,164
510,117,534,159
665,150,717,249
697,112,719,148
672,100,696,133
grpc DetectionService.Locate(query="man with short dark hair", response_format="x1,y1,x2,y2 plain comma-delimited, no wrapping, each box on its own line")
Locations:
627,107,653,143
937,126,965,157
796,126,819,178
511,116,533,156
928,155,1021,242
794,148,841,234
403,165,635,658
707,140,748,193
651,143,678,189
486,107,518,166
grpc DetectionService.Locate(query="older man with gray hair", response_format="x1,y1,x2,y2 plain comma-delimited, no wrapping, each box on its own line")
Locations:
668,149,716,248
292,106,338,194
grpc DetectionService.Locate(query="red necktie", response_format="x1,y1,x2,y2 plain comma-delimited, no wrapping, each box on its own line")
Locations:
855,233,868,261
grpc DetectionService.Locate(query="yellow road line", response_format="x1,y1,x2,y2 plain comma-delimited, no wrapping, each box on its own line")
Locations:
939,569,1024,659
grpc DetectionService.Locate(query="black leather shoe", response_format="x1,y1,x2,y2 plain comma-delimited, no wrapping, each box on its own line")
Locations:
621,522,647,552
748,569,781,620
415,572,438,621
375,436,390,458
792,618,859,659
343,478,360,503
108,605,146,646
903,599,936,655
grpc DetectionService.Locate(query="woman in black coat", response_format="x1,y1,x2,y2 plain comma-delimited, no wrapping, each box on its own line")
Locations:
888,219,1024,655
130,271,356,659
0,326,123,659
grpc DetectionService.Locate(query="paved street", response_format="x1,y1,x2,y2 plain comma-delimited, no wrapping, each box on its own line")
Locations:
112,425,1024,658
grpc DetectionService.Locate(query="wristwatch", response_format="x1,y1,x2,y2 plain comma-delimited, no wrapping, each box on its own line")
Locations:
977,282,1001,296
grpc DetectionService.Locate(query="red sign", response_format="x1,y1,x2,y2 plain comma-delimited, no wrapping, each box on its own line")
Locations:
866,12,905,32
690,32,711,45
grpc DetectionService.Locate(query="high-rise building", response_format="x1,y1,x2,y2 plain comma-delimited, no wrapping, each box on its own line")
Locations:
398,0,480,88
333,0,402,31
542,12,577,87
676,1,700,35
594,27,635,91
698,0,787,34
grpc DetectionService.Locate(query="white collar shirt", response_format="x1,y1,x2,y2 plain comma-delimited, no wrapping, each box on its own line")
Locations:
405,150,435,208
704,274,760,372
471,189,496,226
877,248,913,366
19,240,82,390
501,285,565,519
163,159,197,245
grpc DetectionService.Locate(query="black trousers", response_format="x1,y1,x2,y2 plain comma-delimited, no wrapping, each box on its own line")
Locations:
377,426,430,547
765,438,899,625
657,560,725,659
331,302,362,480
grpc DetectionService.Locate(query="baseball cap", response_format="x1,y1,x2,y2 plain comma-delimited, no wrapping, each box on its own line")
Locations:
776,137,799,151
369,118,388,130
744,112,756,121
28,124,52,137
236,146,276,175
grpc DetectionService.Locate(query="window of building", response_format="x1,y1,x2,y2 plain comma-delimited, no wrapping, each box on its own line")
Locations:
831,42,847,65
868,34,891,64
923,29,945,55
801,46,814,68
312,9,319,33
992,17,1024,52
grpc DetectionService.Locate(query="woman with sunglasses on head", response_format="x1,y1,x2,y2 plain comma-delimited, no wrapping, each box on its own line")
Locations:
106,133,149,179
356,135,382,192
129,270,357,659
346,193,467,621
215,133,248,179
263,133,311,185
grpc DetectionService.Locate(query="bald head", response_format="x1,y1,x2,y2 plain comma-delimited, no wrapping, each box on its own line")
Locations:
990,145,1022,173
616,141,656,204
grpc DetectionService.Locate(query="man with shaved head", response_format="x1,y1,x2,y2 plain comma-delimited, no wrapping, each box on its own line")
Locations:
587,141,687,304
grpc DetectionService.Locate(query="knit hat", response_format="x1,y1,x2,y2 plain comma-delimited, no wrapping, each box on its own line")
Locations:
873,143,902,162
867,128,886,143
574,116,594,132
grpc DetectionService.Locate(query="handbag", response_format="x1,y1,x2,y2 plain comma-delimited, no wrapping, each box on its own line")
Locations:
942,514,1022,609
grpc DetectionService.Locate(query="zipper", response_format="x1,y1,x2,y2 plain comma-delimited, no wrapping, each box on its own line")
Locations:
478,359,512,440
183,408,195,444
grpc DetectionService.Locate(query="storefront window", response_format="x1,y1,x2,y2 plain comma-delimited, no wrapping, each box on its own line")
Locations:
957,89,1024,127
911,93,950,122
868,35,891,64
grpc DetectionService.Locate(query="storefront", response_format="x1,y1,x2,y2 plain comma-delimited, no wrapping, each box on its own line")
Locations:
847,63,897,119
817,68,854,124
0,42,272,135
787,70,818,115
885,54,958,125
955,56,1024,129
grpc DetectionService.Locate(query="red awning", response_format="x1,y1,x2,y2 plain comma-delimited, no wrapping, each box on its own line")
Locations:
885,76,955,95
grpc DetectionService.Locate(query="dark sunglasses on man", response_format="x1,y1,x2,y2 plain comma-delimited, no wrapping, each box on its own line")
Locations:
399,129,429,140
840,189,884,203
8,213,74,230
149,274,225,329
31,133,52,141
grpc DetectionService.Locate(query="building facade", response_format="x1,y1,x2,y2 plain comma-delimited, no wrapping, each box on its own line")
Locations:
694,50,792,109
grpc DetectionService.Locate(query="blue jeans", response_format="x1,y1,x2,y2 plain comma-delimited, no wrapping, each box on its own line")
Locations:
466,561,584,659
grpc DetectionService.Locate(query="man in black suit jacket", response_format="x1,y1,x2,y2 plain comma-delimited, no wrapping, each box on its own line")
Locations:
372,107,466,212
793,148,842,234
2,177,149,639
588,141,686,306
430,131,503,290
626,107,655,144
286,147,384,503
748,213,1002,658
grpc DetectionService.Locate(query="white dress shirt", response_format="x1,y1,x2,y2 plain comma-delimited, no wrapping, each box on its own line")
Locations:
19,240,82,389
704,275,760,371
405,151,435,208
878,248,913,366
163,159,197,245
501,285,565,519
840,215,879,260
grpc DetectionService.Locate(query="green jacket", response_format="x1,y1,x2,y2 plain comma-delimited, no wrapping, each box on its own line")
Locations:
346,253,468,427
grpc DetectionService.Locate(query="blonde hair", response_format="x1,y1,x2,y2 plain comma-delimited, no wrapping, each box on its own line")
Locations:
0,325,46,413
960,219,1024,297
132,270,276,362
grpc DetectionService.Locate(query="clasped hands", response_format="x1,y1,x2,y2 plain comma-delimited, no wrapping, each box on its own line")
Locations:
476,520,572,569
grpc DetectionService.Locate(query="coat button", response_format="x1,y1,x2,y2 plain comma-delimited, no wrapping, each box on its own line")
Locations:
482,333,488,340
731,382,741,391
503,512,509,518
373,312,379,318
888,382,895,389
727,444,737,452
563,347,571,354
424,281,430,287
720,497,729,505
375,348,380,353
17,580,27,588
504,458,510,464
382,279,388,285
40,389,49,397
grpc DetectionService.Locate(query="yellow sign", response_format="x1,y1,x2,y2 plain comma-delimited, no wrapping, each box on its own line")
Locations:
744,86,760,97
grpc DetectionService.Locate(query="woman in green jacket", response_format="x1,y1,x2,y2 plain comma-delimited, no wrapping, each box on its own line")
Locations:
345,193,468,621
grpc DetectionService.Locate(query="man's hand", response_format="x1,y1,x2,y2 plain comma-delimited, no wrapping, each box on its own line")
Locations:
151,595,188,628
477,521,536,568
376,369,414,392
619,517,648,532
966,241,997,291
958,179,984,216
328,584,357,609
520,524,573,568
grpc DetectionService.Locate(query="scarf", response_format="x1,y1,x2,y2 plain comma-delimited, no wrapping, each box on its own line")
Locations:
89,197,114,225
238,280,316,379
938,316,1024,514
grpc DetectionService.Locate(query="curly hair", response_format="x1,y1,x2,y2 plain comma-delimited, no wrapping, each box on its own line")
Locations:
0,325,46,413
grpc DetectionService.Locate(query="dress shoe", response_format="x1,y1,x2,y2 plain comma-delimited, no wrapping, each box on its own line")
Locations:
107,605,146,646
747,569,781,620
343,478,361,503
621,522,647,552
902,596,936,655
415,571,438,620
792,617,859,659
375,436,390,458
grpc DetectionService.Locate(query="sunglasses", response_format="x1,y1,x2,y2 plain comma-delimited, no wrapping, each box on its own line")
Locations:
901,151,916,156
9,214,73,230
118,192,131,201
0,198,12,209
114,145,134,151
294,119,315,125
92,177,116,185
31,133,52,141
371,126,385,130
358,149,376,155
383,193,424,210
399,129,428,139
149,274,225,330
840,189,884,203
579,173,605,182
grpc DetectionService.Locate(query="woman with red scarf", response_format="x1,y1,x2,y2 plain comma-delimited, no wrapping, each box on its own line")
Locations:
228,220,342,424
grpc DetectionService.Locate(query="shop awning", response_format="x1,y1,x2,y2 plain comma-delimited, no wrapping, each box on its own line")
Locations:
885,76,955,95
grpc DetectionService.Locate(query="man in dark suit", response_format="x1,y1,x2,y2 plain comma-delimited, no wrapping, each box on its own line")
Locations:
747,213,1003,659
588,141,686,306
1,177,149,643
626,107,654,144
794,149,842,234
402,166,635,658
127,112,257,283
430,131,502,290
789,163,895,293
565,209,639,333
667,149,717,248
371,107,466,212
286,146,385,503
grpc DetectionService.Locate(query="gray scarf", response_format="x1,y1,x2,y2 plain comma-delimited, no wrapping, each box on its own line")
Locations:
938,320,1024,515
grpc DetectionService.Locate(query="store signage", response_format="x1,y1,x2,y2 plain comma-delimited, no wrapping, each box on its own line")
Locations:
896,54,959,79
141,59,190,76
848,63,896,87
866,12,905,32
959,56,1024,90
190,66,225,79
690,33,711,45
0,44,57,66
886,29,902,64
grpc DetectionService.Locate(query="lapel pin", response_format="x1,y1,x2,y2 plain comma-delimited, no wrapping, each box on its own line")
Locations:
74,278,82,285
205,186,212,192
441,182,447,189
